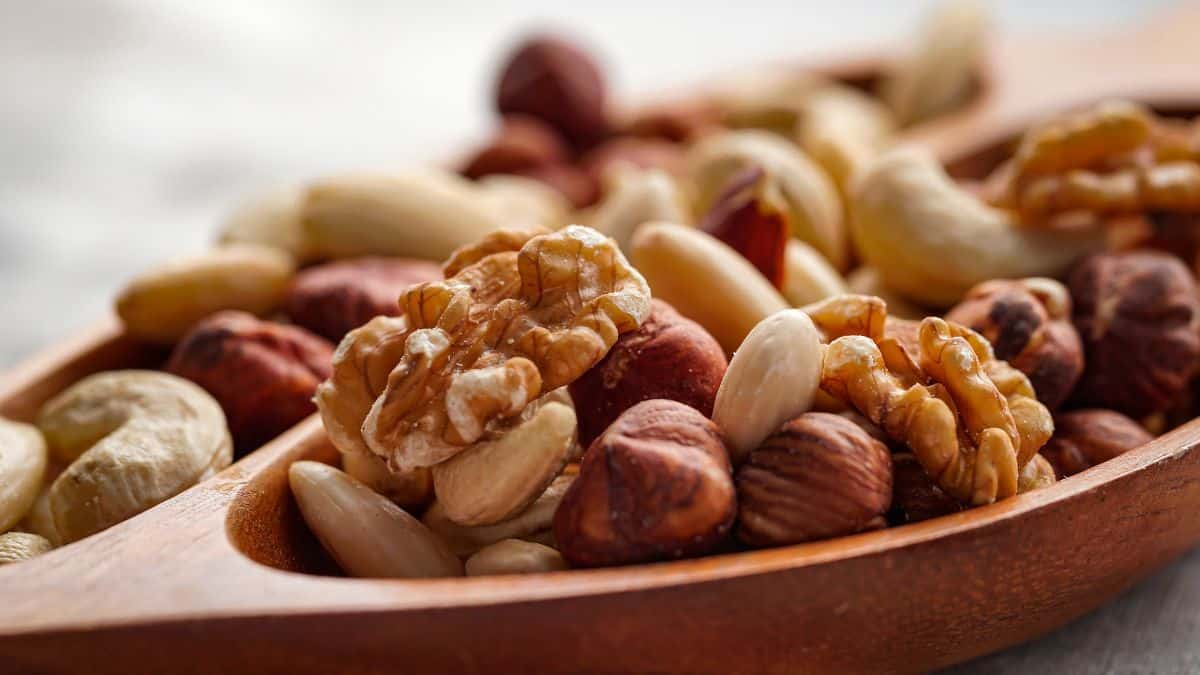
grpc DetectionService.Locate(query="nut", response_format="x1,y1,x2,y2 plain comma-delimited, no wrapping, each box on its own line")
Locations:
166,311,333,453
115,244,295,344
569,299,727,447
0,418,48,533
302,170,503,260
622,101,723,143
817,296,1054,505
431,400,575,526
316,225,650,472
889,453,963,524
553,400,736,567
475,174,570,230
699,167,790,288
797,84,895,192
1068,251,1200,417
712,309,823,466
688,130,847,270
495,35,609,148
630,222,789,353
580,136,686,186
1017,453,1057,493
849,148,1103,307
464,539,567,576
288,460,462,578
946,277,1084,409
513,163,599,208
1009,100,1153,181
844,266,925,320
461,114,570,179
882,0,988,125
0,532,53,566
36,371,233,543
711,68,824,134
586,168,690,254
341,451,432,510
283,257,442,342
217,185,313,262
782,239,849,307
1040,409,1153,478
424,474,574,557
735,412,892,547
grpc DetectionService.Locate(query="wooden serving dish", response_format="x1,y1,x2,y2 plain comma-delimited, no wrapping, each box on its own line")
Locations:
3,6,1200,673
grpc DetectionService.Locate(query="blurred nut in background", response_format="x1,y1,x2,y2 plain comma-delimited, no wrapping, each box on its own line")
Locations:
782,239,849,307
554,400,736,567
569,299,727,447
496,34,609,149
736,413,892,547
461,114,570,180
512,162,599,208
622,100,723,143
283,257,441,342
882,0,988,125
700,166,790,288
217,185,313,263
586,168,690,254
1040,409,1153,479
889,453,963,524
1068,250,1200,417
0,418,48,533
475,175,571,230
166,311,333,453
580,136,686,187
946,277,1084,409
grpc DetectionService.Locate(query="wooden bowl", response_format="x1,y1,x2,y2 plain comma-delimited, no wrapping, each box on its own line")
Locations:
3,6,1200,673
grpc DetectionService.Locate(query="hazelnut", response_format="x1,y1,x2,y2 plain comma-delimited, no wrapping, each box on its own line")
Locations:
699,166,789,288
579,136,686,186
283,257,441,341
1040,409,1153,478
166,311,333,452
553,400,736,567
569,299,727,447
495,35,609,149
735,413,892,547
1068,250,1200,417
888,453,963,525
513,163,599,208
945,277,1084,409
461,115,571,180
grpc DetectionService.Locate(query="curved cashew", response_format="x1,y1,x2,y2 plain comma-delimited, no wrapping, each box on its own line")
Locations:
882,0,988,125
0,419,47,533
36,371,233,543
849,148,1103,307
711,68,825,133
115,245,295,344
687,130,848,270
797,84,895,193
475,175,570,230
303,169,503,260
782,239,849,307
217,185,313,263
586,168,690,253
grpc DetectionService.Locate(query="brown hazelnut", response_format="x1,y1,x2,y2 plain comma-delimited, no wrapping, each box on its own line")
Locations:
699,166,789,288
283,257,442,342
1040,409,1153,478
1068,250,1200,417
569,299,727,447
945,277,1084,409
553,399,736,567
496,35,609,149
461,115,571,180
579,136,686,186
888,453,963,525
512,163,599,208
735,413,892,546
166,311,333,453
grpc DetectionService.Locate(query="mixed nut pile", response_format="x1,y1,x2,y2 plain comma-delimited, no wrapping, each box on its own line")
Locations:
2,3,1199,580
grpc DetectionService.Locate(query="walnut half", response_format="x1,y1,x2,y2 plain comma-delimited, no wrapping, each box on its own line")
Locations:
316,225,651,472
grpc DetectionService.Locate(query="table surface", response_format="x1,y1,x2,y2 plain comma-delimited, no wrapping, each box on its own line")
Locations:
1,1,1195,672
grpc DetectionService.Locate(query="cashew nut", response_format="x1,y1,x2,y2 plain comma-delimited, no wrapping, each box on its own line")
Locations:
0,418,47,533
631,221,788,353
712,309,823,465
465,539,567,576
688,130,847,270
782,239,849,307
217,185,313,263
586,168,690,253
475,174,570,230
797,84,895,193
431,401,575,527
289,461,463,578
115,245,295,344
303,170,502,260
711,68,825,134
36,371,233,543
0,532,52,566
423,474,574,557
849,148,1103,307
845,266,927,320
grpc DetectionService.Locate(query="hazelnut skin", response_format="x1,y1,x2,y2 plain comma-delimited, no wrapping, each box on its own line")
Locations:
553,399,736,567
461,114,570,180
569,299,727,447
496,35,609,149
736,413,892,546
945,278,1084,410
1068,251,1200,417
888,453,963,525
166,311,333,453
283,257,442,342
1040,409,1153,479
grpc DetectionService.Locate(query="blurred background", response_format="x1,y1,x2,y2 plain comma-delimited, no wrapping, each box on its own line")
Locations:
0,0,1176,366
